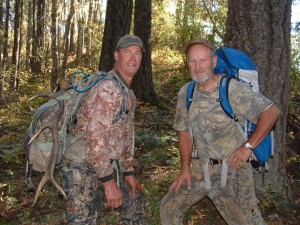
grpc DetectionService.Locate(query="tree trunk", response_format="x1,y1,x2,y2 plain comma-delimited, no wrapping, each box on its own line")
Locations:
37,0,45,48
0,0,3,63
2,0,9,67
30,0,37,74
26,0,32,71
132,0,160,106
69,23,75,54
93,0,102,24
76,16,84,66
50,0,60,91
225,0,292,213
0,0,3,101
99,0,133,72
62,0,75,78
0,0,9,102
85,0,94,60
30,0,44,74
18,0,24,74
11,0,21,89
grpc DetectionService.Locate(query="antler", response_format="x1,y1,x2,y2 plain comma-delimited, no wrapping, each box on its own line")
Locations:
28,92,67,205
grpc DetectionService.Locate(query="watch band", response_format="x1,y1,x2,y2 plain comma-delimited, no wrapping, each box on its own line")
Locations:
245,142,255,151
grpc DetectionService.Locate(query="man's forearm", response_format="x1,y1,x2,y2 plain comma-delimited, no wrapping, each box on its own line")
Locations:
178,131,193,170
248,104,280,148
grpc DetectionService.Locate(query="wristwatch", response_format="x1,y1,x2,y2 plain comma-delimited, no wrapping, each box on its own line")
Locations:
245,142,255,151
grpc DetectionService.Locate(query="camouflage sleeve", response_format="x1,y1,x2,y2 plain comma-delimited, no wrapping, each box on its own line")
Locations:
119,135,135,174
228,79,274,124
115,98,135,174
173,83,190,132
83,79,123,179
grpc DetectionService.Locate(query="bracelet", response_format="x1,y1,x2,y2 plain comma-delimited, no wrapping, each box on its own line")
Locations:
123,171,135,177
99,174,114,183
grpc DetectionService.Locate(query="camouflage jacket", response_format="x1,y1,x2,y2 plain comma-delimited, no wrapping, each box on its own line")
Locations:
173,76,273,159
68,68,136,179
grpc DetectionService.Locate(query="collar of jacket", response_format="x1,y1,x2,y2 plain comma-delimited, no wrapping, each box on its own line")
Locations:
112,67,131,90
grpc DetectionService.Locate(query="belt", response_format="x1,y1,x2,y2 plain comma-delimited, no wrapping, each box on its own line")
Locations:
209,158,250,165
209,158,223,165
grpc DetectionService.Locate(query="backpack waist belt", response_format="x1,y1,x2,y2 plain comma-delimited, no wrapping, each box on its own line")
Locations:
209,158,223,165
209,158,249,165
203,158,228,189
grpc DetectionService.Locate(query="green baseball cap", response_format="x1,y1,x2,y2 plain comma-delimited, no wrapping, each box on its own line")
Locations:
116,34,145,52
185,38,215,54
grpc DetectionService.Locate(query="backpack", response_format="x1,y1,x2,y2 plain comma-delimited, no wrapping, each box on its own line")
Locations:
186,47,274,167
24,70,127,204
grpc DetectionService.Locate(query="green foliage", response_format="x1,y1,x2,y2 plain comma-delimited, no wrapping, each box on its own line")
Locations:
0,147,24,164
258,188,285,210
152,0,178,51
144,182,164,225
287,154,300,164
175,0,227,52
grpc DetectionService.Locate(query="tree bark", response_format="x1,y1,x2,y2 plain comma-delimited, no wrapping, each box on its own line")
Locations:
85,0,94,60
26,0,32,71
62,0,75,78
30,0,39,74
99,0,133,72
30,0,44,74
2,0,9,67
18,0,24,74
76,12,84,65
69,23,75,54
225,0,292,213
37,0,45,48
132,0,161,106
0,0,3,101
11,0,21,89
0,0,3,63
50,0,60,91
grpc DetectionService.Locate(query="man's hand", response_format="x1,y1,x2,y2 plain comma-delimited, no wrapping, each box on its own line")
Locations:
228,145,252,170
124,175,145,196
102,179,123,208
169,169,192,195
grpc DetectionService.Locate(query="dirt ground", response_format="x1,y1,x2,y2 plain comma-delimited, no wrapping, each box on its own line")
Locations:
0,102,299,225
0,137,299,225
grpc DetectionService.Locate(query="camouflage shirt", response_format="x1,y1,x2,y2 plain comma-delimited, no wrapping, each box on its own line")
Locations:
71,69,136,179
173,76,273,159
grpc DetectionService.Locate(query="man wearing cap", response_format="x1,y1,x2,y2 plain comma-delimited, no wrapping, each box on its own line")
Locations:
60,34,147,224
160,38,279,224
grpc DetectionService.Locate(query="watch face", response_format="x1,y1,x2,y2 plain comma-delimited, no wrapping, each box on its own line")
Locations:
245,143,251,148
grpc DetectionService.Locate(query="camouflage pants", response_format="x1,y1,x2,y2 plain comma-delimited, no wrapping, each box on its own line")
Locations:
60,163,147,225
160,159,266,225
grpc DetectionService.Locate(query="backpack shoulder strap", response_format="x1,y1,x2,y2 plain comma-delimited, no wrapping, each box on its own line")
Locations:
186,80,196,111
111,75,126,122
219,75,238,121
71,71,112,93
92,71,127,122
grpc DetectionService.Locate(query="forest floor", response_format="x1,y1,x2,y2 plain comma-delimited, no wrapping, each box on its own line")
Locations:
0,75,299,224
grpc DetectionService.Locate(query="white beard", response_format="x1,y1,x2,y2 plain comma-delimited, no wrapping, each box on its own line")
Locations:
191,69,213,84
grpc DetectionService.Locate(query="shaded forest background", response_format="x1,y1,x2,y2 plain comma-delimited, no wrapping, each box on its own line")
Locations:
0,0,299,224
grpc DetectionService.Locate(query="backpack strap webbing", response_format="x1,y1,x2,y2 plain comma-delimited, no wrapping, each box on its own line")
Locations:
186,77,238,123
71,71,110,93
70,70,127,124
186,80,196,111
219,75,238,122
